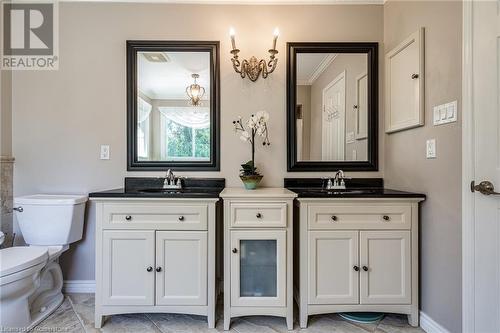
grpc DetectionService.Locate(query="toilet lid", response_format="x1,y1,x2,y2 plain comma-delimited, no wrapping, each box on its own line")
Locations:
0,247,48,277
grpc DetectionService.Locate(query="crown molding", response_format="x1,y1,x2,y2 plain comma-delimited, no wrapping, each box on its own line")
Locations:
59,0,384,5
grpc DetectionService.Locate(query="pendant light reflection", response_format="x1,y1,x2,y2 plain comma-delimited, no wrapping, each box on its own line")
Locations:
186,73,206,106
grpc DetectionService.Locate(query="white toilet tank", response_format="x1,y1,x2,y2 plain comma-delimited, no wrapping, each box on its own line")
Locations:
14,194,88,246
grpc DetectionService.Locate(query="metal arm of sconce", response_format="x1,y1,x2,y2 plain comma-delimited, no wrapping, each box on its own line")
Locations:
229,28,279,82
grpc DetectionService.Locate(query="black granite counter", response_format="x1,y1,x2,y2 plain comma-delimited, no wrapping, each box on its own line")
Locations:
89,177,225,199
284,178,426,199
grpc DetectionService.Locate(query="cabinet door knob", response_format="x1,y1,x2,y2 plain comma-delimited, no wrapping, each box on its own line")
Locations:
411,73,419,79
331,215,337,221
146,266,153,272
362,266,369,272
125,215,132,221
383,215,390,221
178,216,185,221
353,265,359,272
256,213,262,218
232,248,238,253
156,267,162,272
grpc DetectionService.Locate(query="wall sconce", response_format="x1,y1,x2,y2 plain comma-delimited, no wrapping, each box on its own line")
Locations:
229,27,279,82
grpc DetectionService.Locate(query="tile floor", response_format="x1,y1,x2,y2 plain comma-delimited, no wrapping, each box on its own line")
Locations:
34,294,425,333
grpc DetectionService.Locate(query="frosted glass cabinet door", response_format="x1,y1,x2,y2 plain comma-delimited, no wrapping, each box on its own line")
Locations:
230,230,286,307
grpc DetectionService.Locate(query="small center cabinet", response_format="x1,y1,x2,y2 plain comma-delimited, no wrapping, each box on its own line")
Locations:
92,198,220,329
220,188,297,331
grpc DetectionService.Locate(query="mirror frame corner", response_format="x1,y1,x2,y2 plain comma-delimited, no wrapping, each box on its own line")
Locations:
126,40,221,171
286,42,379,172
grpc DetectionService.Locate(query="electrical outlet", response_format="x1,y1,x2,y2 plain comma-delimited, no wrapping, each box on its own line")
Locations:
426,139,436,159
100,145,110,160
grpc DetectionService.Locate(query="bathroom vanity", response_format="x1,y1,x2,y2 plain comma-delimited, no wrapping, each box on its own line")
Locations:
220,188,297,331
89,178,224,329
285,178,425,328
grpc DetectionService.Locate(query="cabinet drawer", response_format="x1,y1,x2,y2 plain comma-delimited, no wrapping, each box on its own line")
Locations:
102,203,207,230
230,202,287,227
308,204,411,230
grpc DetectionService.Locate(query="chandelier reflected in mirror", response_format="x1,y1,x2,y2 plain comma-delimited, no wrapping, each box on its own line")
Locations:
186,73,206,106
229,27,279,82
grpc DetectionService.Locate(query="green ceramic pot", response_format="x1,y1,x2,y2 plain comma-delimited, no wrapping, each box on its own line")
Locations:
239,174,263,190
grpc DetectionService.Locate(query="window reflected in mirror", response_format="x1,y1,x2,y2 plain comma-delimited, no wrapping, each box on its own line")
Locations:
295,53,368,162
136,51,211,162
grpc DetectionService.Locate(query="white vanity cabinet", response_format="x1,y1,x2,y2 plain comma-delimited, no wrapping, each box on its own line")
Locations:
296,198,424,328
92,198,220,329
220,188,297,331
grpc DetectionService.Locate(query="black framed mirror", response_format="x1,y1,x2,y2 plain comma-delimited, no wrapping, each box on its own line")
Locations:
287,42,378,171
127,40,220,171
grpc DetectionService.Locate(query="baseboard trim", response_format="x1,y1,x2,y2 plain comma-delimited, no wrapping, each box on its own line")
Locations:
420,311,450,333
63,280,95,293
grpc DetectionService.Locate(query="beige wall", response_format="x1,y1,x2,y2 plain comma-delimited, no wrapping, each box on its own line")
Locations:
296,85,311,160
11,3,384,280
1,70,12,157
309,54,368,160
384,1,462,332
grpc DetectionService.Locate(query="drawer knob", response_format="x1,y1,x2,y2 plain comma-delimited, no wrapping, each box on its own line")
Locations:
178,216,185,221
156,267,162,272
331,215,338,221
362,266,369,272
232,248,238,254
125,215,132,221
353,265,359,272
256,213,262,218
383,215,390,221
146,266,153,272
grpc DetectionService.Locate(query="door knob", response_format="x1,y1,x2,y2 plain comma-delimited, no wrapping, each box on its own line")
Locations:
331,215,338,221
362,266,369,272
353,265,359,272
178,216,185,221
411,73,419,79
125,215,132,221
156,267,162,272
146,266,153,272
13,207,23,213
471,181,500,195
256,213,262,218
232,248,238,253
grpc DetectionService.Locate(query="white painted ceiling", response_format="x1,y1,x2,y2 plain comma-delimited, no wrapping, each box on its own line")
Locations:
62,0,384,4
296,53,334,84
138,51,210,100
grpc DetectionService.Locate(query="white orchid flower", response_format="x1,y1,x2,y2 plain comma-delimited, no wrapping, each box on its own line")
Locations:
256,111,270,122
239,131,250,142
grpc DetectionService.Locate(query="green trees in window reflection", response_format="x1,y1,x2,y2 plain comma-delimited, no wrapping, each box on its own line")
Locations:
165,119,210,158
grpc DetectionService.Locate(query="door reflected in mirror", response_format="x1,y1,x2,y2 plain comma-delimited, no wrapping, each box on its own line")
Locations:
295,53,368,162
137,51,211,162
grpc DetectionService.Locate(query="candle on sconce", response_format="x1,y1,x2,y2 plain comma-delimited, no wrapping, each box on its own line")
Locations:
272,27,279,50
229,27,236,50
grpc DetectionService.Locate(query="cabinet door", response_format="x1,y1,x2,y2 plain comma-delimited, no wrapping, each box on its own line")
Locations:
155,231,207,306
360,231,411,304
308,231,359,304
102,230,155,305
230,230,286,307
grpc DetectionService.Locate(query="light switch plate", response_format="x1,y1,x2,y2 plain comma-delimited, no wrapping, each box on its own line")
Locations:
426,139,436,159
433,100,457,125
100,145,110,160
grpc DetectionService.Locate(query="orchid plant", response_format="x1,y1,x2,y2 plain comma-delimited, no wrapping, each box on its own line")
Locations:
233,111,271,176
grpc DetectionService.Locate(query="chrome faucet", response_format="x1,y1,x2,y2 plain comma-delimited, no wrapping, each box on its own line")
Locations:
324,170,350,190
163,169,183,189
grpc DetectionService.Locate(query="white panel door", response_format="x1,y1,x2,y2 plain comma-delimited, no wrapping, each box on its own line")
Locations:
308,231,359,304
102,230,155,306
322,71,346,161
359,231,411,304
155,231,207,306
355,72,368,140
466,1,500,331
230,230,286,307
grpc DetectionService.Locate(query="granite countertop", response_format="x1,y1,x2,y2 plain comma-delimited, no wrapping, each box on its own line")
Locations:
88,177,225,199
284,178,426,199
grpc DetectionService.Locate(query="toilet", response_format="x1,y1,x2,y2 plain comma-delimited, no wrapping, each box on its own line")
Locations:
0,194,87,330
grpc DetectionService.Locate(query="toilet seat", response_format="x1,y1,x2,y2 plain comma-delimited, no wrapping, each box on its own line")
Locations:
0,247,48,278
